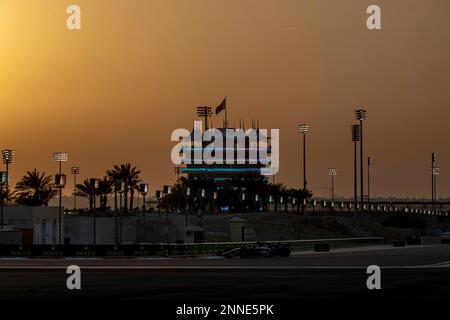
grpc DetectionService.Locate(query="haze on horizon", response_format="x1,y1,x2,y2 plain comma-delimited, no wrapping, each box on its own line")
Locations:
0,0,449,199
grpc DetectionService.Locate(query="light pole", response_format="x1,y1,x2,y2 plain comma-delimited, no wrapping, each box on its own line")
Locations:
298,124,309,190
431,153,438,211
54,173,66,245
196,106,212,130
367,157,372,205
155,190,166,242
116,180,125,244
183,186,189,227
0,171,7,230
89,178,99,245
2,149,14,204
328,168,337,202
199,189,205,226
163,186,173,245
138,183,149,242
432,167,439,211
298,124,309,214
355,109,367,210
212,191,218,213
351,124,360,215
53,152,68,245
71,166,80,211
139,183,149,212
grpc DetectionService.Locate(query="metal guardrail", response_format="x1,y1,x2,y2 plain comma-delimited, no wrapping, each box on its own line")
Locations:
0,237,384,257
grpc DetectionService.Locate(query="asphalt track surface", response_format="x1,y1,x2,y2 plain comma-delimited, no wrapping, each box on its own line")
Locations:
0,244,448,303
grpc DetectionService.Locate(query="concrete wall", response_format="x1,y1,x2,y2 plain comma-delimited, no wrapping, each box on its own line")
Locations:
1,206,62,244
65,216,138,245
0,230,21,244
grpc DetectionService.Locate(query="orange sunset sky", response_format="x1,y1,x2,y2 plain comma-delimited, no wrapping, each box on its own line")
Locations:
0,0,449,199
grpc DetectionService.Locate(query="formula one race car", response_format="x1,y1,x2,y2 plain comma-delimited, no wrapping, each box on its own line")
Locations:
222,242,291,258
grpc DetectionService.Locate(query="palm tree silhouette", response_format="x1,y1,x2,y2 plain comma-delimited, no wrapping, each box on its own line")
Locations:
0,189,14,205
14,169,58,206
76,179,96,211
177,176,215,212
106,163,141,213
98,177,112,211
268,183,286,212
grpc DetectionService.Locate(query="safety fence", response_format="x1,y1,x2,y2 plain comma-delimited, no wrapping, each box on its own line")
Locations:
0,237,384,257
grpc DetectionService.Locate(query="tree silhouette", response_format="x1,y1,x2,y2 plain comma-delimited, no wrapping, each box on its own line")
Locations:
76,179,96,211
14,169,58,206
106,163,141,212
268,183,286,212
98,177,112,211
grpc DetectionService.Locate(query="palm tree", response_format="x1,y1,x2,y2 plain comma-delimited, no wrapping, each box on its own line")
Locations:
14,169,58,206
283,188,313,213
76,179,96,211
0,189,14,205
287,188,297,212
179,176,217,212
106,163,141,213
267,183,286,212
128,173,142,211
98,177,112,211
242,173,269,212
160,182,186,212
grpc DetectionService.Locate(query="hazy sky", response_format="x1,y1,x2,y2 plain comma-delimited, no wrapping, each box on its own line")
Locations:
0,0,449,199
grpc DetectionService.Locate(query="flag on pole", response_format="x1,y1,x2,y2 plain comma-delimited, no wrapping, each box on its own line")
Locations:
215,97,226,115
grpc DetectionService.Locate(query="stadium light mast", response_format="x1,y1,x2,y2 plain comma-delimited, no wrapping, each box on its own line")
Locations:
355,109,367,211
53,152,68,245
431,153,438,211
2,149,14,204
71,166,80,211
367,156,372,205
116,180,125,244
196,106,212,130
298,124,309,215
432,167,439,211
140,183,149,212
298,124,309,190
89,178,99,245
351,124,360,214
0,171,7,230
328,168,337,202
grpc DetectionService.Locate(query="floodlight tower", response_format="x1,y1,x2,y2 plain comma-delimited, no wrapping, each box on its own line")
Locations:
298,124,309,190
115,180,125,244
367,157,372,205
71,166,80,211
53,152,68,245
196,106,212,130
432,167,440,211
328,168,337,202
351,124,360,214
355,109,367,210
140,183,149,212
0,171,7,230
89,178,99,245
431,153,438,211
2,149,14,203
